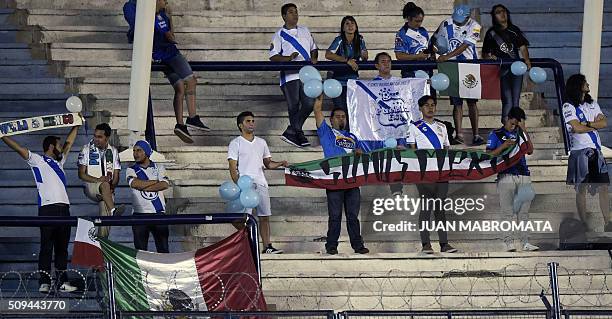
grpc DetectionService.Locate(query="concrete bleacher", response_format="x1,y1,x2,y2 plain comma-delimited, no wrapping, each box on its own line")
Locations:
1,0,611,311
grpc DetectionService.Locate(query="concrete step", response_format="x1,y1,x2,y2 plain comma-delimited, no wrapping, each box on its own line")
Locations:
0,77,65,94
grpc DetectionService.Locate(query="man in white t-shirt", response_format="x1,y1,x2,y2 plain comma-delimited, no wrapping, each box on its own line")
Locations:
406,95,458,254
269,3,318,148
228,111,289,254
562,74,610,232
77,123,123,237
1,124,81,293
126,140,170,253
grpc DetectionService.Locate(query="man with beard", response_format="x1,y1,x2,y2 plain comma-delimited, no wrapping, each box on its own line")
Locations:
1,124,81,293
126,140,170,253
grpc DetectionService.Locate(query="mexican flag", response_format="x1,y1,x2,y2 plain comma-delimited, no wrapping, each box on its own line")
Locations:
99,228,266,312
438,62,501,100
71,218,104,269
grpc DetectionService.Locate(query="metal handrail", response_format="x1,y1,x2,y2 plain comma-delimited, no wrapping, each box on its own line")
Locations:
148,58,568,152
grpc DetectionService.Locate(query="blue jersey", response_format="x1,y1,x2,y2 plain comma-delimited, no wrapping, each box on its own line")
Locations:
317,121,360,158
123,2,179,62
327,35,367,85
486,127,530,176
435,17,480,60
394,24,429,55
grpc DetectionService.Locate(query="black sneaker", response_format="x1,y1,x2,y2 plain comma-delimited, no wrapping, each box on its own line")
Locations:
186,115,211,132
354,246,369,254
326,247,338,255
280,131,302,148
440,243,458,253
451,135,464,145
262,244,284,254
472,135,485,146
174,124,194,144
297,132,311,147
421,243,434,254
111,205,125,216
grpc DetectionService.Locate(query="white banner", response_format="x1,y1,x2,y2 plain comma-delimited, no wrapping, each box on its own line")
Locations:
347,78,429,141
0,112,84,137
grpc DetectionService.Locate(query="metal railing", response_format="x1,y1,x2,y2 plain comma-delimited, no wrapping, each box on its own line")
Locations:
147,58,567,152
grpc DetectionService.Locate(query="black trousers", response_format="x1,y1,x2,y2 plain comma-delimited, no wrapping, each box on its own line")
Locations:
132,213,169,253
325,187,364,250
38,204,71,286
416,183,449,245
281,79,315,134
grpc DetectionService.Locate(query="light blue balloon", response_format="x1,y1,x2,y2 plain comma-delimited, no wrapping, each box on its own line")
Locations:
304,79,323,98
431,73,450,91
435,36,449,54
323,79,343,98
414,70,429,79
237,175,254,191
219,181,240,201
384,138,397,148
225,198,245,213
510,61,527,76
240,189,260,209
529,67,547,84
299,65,321,83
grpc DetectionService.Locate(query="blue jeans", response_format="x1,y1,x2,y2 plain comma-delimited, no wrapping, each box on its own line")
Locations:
325,187,364,250
500,68,524,123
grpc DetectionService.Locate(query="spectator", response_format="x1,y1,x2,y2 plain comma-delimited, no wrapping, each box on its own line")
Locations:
486,107,539,251
312,94,369,255
77,123,124,238
1,126,80,293
123,0,210,144
394,2,434,78
434,4,484,146
325,15,368,130
228,112,289,254
406,95,457,254
482,4,532,124
563,74,611,232
127,140,170,253
269,3,318,148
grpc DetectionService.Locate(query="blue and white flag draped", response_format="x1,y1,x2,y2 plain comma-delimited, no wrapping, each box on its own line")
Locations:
347,78,429,151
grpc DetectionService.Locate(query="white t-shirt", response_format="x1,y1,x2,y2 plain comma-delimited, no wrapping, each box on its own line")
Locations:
26,151,70,206
406,119,450,149
435,17,481,60
269,25,318,85
227,136,271,187
562,101,604,151
126,162,169,214
77,143,121,179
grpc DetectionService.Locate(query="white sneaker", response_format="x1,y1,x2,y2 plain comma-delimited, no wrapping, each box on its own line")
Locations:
391,191,402,197
59,283,78,292
522,243,540,251
505,241,516,252
39,283,50,293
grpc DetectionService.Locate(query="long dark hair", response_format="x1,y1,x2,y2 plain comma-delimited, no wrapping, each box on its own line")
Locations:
489,4,521,43
565,73,593,107
339,16,362,60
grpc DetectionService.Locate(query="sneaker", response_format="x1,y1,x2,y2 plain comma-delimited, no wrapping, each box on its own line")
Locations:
472,135,485,146
326,247,338,255
297,132,311,147
440,243,458,253
421,243,434,254
451,135,464,145
522,242,540,251
262,245,284,254
174,124,194,144
354,246,369,254
186,115,211,132
505,240,516,252
111,205,125,216
58,282,78,293
39,283,50,293
280,131,302,148
391,191,402,197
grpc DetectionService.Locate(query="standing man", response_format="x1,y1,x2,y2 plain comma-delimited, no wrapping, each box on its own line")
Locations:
434,4,484,146
406,95,458,254
228,112,289,254
313,94,369,255
1,125,81,293
123,0,210,144
77,123,124,238
127,140,170,253
486,107,539,251
269,3,318,148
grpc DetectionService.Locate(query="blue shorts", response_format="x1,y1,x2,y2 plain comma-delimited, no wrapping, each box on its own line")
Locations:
162,53,194,86
450,97,478,106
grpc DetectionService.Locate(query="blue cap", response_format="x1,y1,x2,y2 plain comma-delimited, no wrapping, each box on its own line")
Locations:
452,4,471,23
134,140,152,157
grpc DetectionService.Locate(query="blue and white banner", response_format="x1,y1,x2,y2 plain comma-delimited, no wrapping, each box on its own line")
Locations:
347,78,429,150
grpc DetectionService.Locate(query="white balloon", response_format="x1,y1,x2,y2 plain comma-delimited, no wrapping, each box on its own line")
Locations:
66,96,83,113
